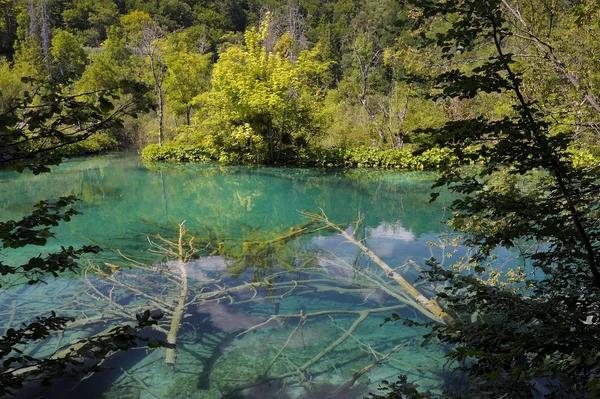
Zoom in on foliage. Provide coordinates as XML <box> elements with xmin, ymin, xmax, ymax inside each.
<box><xmin>50</xmin><ymin>29</ymin><xmax>87</xmax><ymax>82</ymax></box>
<box><xmin>61</xmin><ymin>0</ymin><xmax>120</xmax><ymax>47</ymax></box>
<box><xmin>0</xmin><ymin>58</ymin><xmax>27</xmax><ymax>111</ymax></box>
<box><xmin>120</xmin><ymin>10</ymin><xmax>155</xmax><ymax>43</ymax></box>
<box><xmin>60</xmin><ymin>133</ymin><xmax>118</xmax><ymax>155</ymax></box>
<box><xmin>188</xmin><ymin>13</ymin><xmax>331</xmax><ymax>163</ymax></box>
<box><xmin>141</xmin><ymin>143</ymin><xmax>458</xmax><ymax>169</ymax></box>
<box><xmin>411</xmin><ymin>0</ymin><xmax>600</xmax><ymax>285</ymax></box>
<box><xmin>0</xmin><ymin>196</ymin><xmax>100</xmax><ymax>287</ymax></box>
<box><xmin>419</xmin><ymin>259</ymin><xmax>600</xmax><ymax>398</ymax></box>
<box><xmin>389</xmin><ymin>0</ymin><xmax>600</xmax><ymax>396</ymax></box>
<box><xmin>163</xmin><ymin>44</ymin><xmax>211</xmax><ymax>125</ymax></box>
<box><xmin>0</xmin><ymin>309</ymin><xmax>164</xmax><ymax>397</ymax></box>
<box><xmin>0</xmin><ymin>79</ymin><xmax>157</xmax><ymax>397</ymax></box>
<box><xmin>366</xmin><ymin>375</ymin><xmax>437</xmax><ymax>399</ymax></box>
<box><xmin>296</xmin><ymin>146</ymin><xmax>457</xmax><ymax>169</ymax></box>
<box><xmin>0</xmin><ymin>77</ymin><xmax>149</xmax><ymax>174</ymax></box>
<box><xmin>3</xmin><ymin>0</ymin><xmax>600</xmax><ymax>394</ymax></box>
<box><xmin>141</xmin><ymin>143</ymin><xmax>215</xmax><ymax>163</ymax></box>
<box><xmin>0</xmin><ymin>0</ymin><xmax>598</xmax><ymax>154</ymax></box>
<box><xmin>76</xmin><ymin>26</ymin><xmax>135</xmax><ymax>93</ymax></box>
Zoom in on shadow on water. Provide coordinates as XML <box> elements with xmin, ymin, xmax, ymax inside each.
<box><xmin>36</xmin><ymin>327</ymin><xmax>165</xmax><ymax>399</ymax></box>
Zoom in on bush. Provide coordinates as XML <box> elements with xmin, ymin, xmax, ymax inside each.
<box><xmin>142</xmin><ymin>144</ymin><xmax>215</xmax><ymax>163</ymax></box>
<box><xmin>286</xmin><ymin>146</ymin><xmax>456</xmax><ymax>169</ymax></box>
<box><xmin>61</xmin><ymin>133</ymin><xmax>118</xmax><ymax>156</ymax></box>
<box><xmin>141</xmin><ymin>144</ymin><xmax>458</xmax><ymax>170</ymax></box>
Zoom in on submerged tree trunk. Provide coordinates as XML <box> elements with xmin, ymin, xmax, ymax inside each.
<box><xmin>165</xmin><ymin>257</ymin><xmax>187</xmax><ymax>364</ymax></box>
<box><xmin>301</xmin><ymin>210</ymin><xmax>453</xmax><ymax>324</ymax></box>
<box><xmin>164</xmin><ymin>221</ymin><xmax>194</xmax><ymax>364</ymax></box>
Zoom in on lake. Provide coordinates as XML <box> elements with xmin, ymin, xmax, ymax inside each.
<box><xmin>0</xmin><ymin>153</ymin><xmax>470</xmax><ymax>399</ymax></box>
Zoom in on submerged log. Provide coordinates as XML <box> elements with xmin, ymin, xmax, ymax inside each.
<box><xmin>165</xmin><ymin>259</ymin><xmax>187</xmax><ymax>364</ymax></box>
<box><xmin>301</xmin><ymin>210</ymin><xmax>453</xmax><ymax>324</ymax></box>
<box><xmin>155</xmin><ymin>221</ymin><xmax>196</xmax><ymax>365</ymax></box>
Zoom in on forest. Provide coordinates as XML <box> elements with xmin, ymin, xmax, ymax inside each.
<box><xmin>2</xmin><ymin>0</ymin><xmax>600</xmax><ymax>398</ymax></box>
<box><xmin>0</xmin><ymin>0</ymin><xmax>594</xmax><ymax>165</ymax></box>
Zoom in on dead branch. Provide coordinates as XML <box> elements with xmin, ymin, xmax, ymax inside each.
<box><xmin>262</xmin><ymin>313</ymin><xmax>306</xmax><ymax>377</ymax></box>
<box><xmin>301</xmin><ymin>210</ymin><xmax>453</xmax><ymax>324</ymax></box>
<box><xmin>323</xmin><ymin>343</ymin><xmax>403</xmax><ymax>399</ymax></box>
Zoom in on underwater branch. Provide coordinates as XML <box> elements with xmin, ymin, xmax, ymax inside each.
<box><xmin>300</xmin><ymin>209</ymin><xmax>453</xmax><ymax>324</ymax></box>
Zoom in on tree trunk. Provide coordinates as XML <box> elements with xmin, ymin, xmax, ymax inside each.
<box><xmin>40</xmin><ymin>0</ymin><xmax>50</xmax><ymax>64</ymax></box>
<box><xmin>149</xmin><ymin>56</ymin><xmax>164</xmax><ymax>146</ymax></box>
<box><xmin>165</xmin><ymin>259</ymin><xmax>187</xmax><ymax>364</ymax></box>
<box><xmin>157</xmin><ymin>86</ymin><xmax>164</xmax><ymax>146</ymax></box>
<box><xmin>353</xmin><ymin>41</ymin><xmax>387</xmax><ymax>145</ymax></box>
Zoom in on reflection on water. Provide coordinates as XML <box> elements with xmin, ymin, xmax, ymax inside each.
<box><xmin>0</xmin><ymin>154</ymin><xmax>465</xmax><ymax>398</ymax></box>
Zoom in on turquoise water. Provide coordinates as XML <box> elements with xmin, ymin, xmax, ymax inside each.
<box><xmin>0</xmin><ymin>154</ymin><xmax>470</xmax><ymax>398</ymax></box>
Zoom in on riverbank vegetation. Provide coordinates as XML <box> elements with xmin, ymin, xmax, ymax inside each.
<box><xmin>0</xmin><ymin>0</ymin><xmax>599</xmax><ymax>166</ymax></box>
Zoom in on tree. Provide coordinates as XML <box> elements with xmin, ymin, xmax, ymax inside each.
<box><xmin>389</xmin><ymin>0</ymin><xmax>600</xmax><ymax>396</ymax></box>
<box><xmin>0</xmin><ymin>0</ymin><xmax>17</xmax><ymax>59</ymax></box>
<box><xmin>156</xmin><ymin>0</ymin><xmax>193</xmax><ymax>30</ymax></box>
<box><xmin>61</xmin><ymin>0</ymin><xmax>120</xmax><ymax>47</ymax></box>
<box><xmin>76</xmin><ymin>26</ymin><xmax>134</xmax><ymax>93</ymax></box>
<box><xmin>351</xmin><ymin>30</ymin><xmax>388</xmax><ymax>145</ymax></box>
<box><xmin>122</xmin><ymin>11</ymin><xmax>167</xmax><ymax>146</ymax></box>
<box><xmin>192</xmin><ymin>13</ymin><xmax>330</xmax><ymax>162</ymax></box>
<box><xmin>24</xmin><ymin>0</ymin><xmax>51</xmax><ymax>66</ymax></box>
<box><xmin>50</xmin><ymin>29</ymin><xmax>86</xmax><ymax>82</ymax></box>
<box><xmin>261</xmin><ymin>1</ymin><xmax>308</xmax><ymax>61</ymax></box>
<box><xmin>164</xmin><ymin>49</ymin><xmax>211</xmax><ymax>126</ymax></box>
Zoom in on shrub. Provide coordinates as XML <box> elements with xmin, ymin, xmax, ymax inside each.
<box><xmin>61</xmin><ymin>134</ymin><xmax>118</xmax><ymax>156</ymax></box>
<box><xmin>142</xmin><ymin>144</ymin><xmax>458</xmax><ymax>170</ymax></box>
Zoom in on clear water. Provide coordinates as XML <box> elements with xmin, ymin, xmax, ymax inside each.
<box><xmin>0</xmin><ymin>154</ymin><xmax>471</xmax><ymax>398</ymax></box>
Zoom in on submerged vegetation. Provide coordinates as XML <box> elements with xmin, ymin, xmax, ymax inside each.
<box><xmin>0</xmin><ymin>160</ymin><xmax>460</xmax><ymax>397</ymax></box>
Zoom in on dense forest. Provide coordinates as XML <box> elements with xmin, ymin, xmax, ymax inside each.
<box><xmin>3</xmin><ymin>0</ymin><xmax>600</xmax><ymax>398</ymax></box>
<box><xmin>0</xmin><ymin>0</ymin><xmax>597</xmax><ymax>165</ymax></box>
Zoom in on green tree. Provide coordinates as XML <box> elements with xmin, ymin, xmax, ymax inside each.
<box><xmin>0</xmin><ymin>0</ymin><xmax>17</xmax><ymax>59</ymax></box>
<box><xmin>50</xmin><ymin>29</ymin><xmax>86</xmax><ymax>82</ymax></box>
<box><xmin>61</xmin><ymin>0</ymin><xmax>120</xmax><ymax>46</ymax></box>
<box><xmin>164</xmin><ymin>49</ymin><xmax>211</xmax><ymax>126</ymax></box>
<box><xmin>390</xmin><ymin>0</ymin><xmax>600</xmax><ymax>396</ymax></box>
<box><xmin>192</xmin><ymin>13</ymin><xmax>330</xmax><ymax>162</ymax></box>
<box><xmin>122</xmin><ymin>11</ymin><xmax>167</xmax><ymax>146</ymax></box>
<box><xmin>76</xmin><ymin>26</ymin><xmax>134</xmax><ymax>93</ymax></box>
<box><xmin>156</xmin><ymin>0</ymin><xmax>193</xmax><ymax>30</ymax></box>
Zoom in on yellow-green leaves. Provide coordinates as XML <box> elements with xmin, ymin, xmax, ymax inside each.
<box><xmin>50</xmin><ymin>29</ymin><xmax>87</xmax><ymax>81</ymax></box>
<box><xmin>164</xmin><ymin>50</ymin><xmax>211</xmax><ymax>124</ymax></box>
<box><xmin>190</xmin><ymin>17</ymin><xmax>330</xmax><ymax>162</ymax></box>
<box><xmin>120</xmin><ymin>11</ymin><xmax>154</xmax><ymax>43</ymax></box>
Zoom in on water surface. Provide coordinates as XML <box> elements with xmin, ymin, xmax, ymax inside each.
<box><xmin>0</xmin><ymin>154</ymin><xmax>470</xmax><ymax>398</ymax></box>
